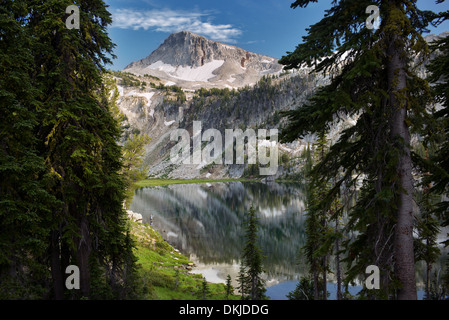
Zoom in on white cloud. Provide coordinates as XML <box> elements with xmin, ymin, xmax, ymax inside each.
<box><xmin>111</xmin><ymin>8</ymin><xmax>242</xmax><ymax>43</ymax></box>
<box><xmin>245</xmin><ymin>40</ymin><xmax>265</xmax><ymax>45</ymax></box>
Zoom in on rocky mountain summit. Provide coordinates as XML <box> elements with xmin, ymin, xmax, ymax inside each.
<box><xmin>123</xmin><ymin>31</ymin><xmax>283</xmax><ymax>89</ymax></box>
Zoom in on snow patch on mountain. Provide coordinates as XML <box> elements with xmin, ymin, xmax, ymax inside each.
<box><xmin>145</xmin><ymin>60</ymin><xmax>225</xmax><ymax>82</ymax></box>
<box><xmin>126</xmin><ymin>90</ymin><xmax>155</xmax><ymax>102</ymax></box>
<box><xmin>221</xmin><ymin>44</ymin><xmax>236</xmax><ymax>50</ymax></box>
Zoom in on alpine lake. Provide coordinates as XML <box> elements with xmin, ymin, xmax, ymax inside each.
<box><xmin>130</xmin><ymin>181</ymin><xmax>439</xmax><ymax>300</ymax></box>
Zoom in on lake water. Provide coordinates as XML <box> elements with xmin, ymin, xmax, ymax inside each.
<box><xmin>130</xmin><ymin>181</ymin><xmax>432</xmax><ymax>300</ymax></box>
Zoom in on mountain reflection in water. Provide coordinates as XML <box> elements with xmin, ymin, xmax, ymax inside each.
<box><xmin>130</xmin><ymin>181</ymin><xmax>308</xmax><ymax>282</ymax></box>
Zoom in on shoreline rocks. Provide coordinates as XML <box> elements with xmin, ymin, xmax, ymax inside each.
<box><xmin>126</xmin><ymin>210</ymin><xmax>143</xmax><ymax>222</ymax></box>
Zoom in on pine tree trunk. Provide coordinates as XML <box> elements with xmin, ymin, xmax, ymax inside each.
<box><xmin>426</xmin><ymin>261</ymin><xmax>430</xmax><ymax>299</ymax></box>
<box><xmin>322</xmin><ymin>211</ymin><xmax>327</xmax><ymax>300</ymax></box>
<box><xmin>313</xmin><ymin>271</ymin><xmax>319</xmax><ymax>300</ymax></box>
<box><xmin>323</xmin><ymin>255</ymin><xmax>327</xmax><ymax>300</ymax></box>
<box><xmin>76</xmin><ymin>216</ymin><xmax>91</xmax><ymax>297</ymax></box>
<box><xmin>335</xmin><ymin>216</ymin><xmax>342</xmax><ymax>300</ymax></box>
<box><xmin>387</xmin><ymin>23</ymin><xmax>417</xmax><ymax>300</ymax></box>
<box><xmin>252</xmin><ymin>276</ymin><xmax>256</xmax><ymax>300</ymax></box>
<box><xmin>425</xmin><ymin>237</ymin><xmax>432</xmax><ymax>299</ymax></box>
<box><xmin>50</xmin><ymin>230</ymin><xmax>64</xmax><ymax>300</ymax></box>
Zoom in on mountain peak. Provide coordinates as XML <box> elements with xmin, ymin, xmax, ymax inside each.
<box><xmin>172</xmin><ymin>30</ymin><xmax>204</xmax><ymax>38</ymax></box>
<box><xmin>123</xmin><ymin>32</ymin><xmax>283</xmax><ymax>89</ymax></box>
<box><xmin>168</xmin><ymin>31</ymin><xmax>235</xmax><ymax>45</ymax></box>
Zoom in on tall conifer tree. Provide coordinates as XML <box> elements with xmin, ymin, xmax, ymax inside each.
<box><xmin>0</xmin><ymin>0</ymin><xmax>140</xmax><ymax>299</ymax></box>
<box><xmin>240</xmin><ymin>205</ymin><xmax>266</xmax><ymax>300</ymax></box>
<box><xmin>424</xmin><ymin>4</ymin><xmax>449</xmax><ymax>299</ymax></box>
<box><xmin>0</xmin><ymin>0</ymin><xmax>56</xmax><ymax>298</ymax></box>
<box><xmin>303</xmin><ymin>131</ymin><xmax>331</xmax><ymax>299</ymax></box>
<box><xmin>426</xmin><ymin>5</ymin><xmax>449</xmax><ymax>235</ymax></box>
<box><xmin>280</xmin><ymin>0</ymin><xmax>438</xmax><ymax>299</ymax></box>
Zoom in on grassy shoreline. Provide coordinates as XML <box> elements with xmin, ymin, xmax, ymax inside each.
<box><xmin>129</xmin><ymin>220</ymin><xmax>239</xmax><ymax>300</ymax></box>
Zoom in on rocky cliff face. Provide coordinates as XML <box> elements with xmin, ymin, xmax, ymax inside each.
<box><xmin>112</xmin><ymin>69</ymin><xmax>328</xmax><ymax>180</ymax></box>
<box><xmin>142</xmin><ymin>71</ymin><xmax>323</xmax><ymax>179</ymax></box>
<box><xmin>112</xmin><ymin>31</ymin><xmax>314</xmax><ymax>180</ymax></box>
<box><xmin>114</xmin><ymin>32</ymin><xmax>447</xmax><ymax>180</ymax></box>
<box><xmin>123</xmin><ymin>31</ymin><xmax>283</xmax><ymax>89</ymax></box>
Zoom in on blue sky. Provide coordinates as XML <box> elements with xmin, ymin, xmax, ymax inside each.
<box><xmin>106</xmin><ymin>0</ymin><xmax>449</xmax><ymax>71</ymax></box>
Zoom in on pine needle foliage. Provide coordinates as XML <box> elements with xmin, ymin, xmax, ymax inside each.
<box><xmin>279</xmin><ymin>0</ymin><xmax>441</xmax><ymax>299</ymax></box>
<box><xmin>240</xmin><ymin>205</ymin><xmax>267</xmax><ymax>300</ymax></box>
<box><xmin>1</xmin><ymin>0</ymin><xmax>141</xmax><ymax>299</ymax></box>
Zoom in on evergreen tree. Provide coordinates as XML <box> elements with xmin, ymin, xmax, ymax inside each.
<box><xmin>0</xmin><ymin>0</ymin><xmax>56</xmax><ymax>298</ymax></box>
<box><xmin>240</xmin><ymin>205</ymin><xmax>266</xmax><ymax>300</ymax></box>
<box><xmin>280</xmin><ymin>0</ymin><xmax>438</xmax><ymax>299</ymax></box>
<box><xmin>303</xmin><ymin>132</ymin><xmax>342</xmax><ymax>299</ymax></box>
<box><xmin>303</xmin><ymin>132</ymin><xmax>329</xmax><ymax>299</ymax></box>
<box><xmin>237</xmin><ymin>264</ymin><xmax>247</xmax><ymax>299</ymax></box>
<box><xmin>302</xmin><ymin>195</ymin><xmax>322</xmax><ymax>301</ymax></box>
<box><xmin>287</xmin><ymin>276</ymin><xmax>315</xmax><ymax>300</ymax></box>
<box><xmin>426</xmin><ymin>5</ymin><xmax>449</xmax><ymax>245</ymax></box>
<box><xmin>197</xmin><ymin>277</ymin><xmax>210</xmax><ymax>300</ymax></box>
<box><xmin>225</xmin><ymin>274</ymin><xmax>233</xmax><ymax>300</ymax></box>
<box><xmin>424</xmin><ymin>4</ymin><xmax>449</xmax><ymax>301</ymax></box>
<box><xmin>2</xmin><ymin>0</ymin><xmax>141</xmax><ymax>299</ymax></box>
<box><xmin>415</xmin><ymin>185</ymin><xmax>441</xmax><ymax>299</ymax></box>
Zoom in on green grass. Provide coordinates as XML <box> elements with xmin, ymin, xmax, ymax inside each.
<box><xmin>128</xmin><ymin>220</ymin><xmax>239</xmax><ymax>300</ymax></box>
<box><xmin>135</xmin><ymin>178</ymin><xmax>259</xmax><ymax>188</ymax></box>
